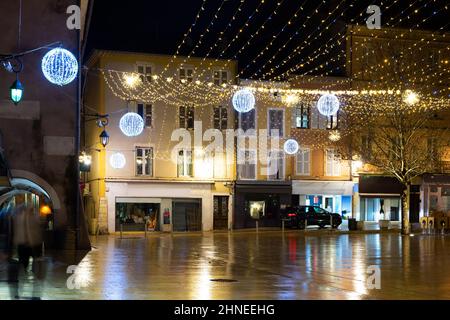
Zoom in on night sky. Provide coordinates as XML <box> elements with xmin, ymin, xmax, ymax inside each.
<box><xmin>85</xmin><ymin>0</ymin><xmax>449</xmax><ymax>79</ymax></box>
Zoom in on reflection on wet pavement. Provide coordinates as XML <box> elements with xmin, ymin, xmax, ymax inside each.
<box><xmin>1</xmin><ymin>231</ymin><xmax>450</xmax><ymax>300</ymax></box>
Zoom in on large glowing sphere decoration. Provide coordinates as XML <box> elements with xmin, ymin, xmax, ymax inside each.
<box><xmin>119</xmin><ymin>112</ymin><xmax>144</xmax><ymax>137</ymax></box>
<box><xmin>41</xmin><ymin>48</ymin><xmax>78</xmax><ymax>86</ymax></box>
<box><xmin>232</xmin><ymin>89</ymin><xmax>256</xmax><ymax>113</ymax></box>
<box><xmin>317</xmin><ymin>94</ymin><xmax>340</xmax><ymax>116</ymax></box>
<box><xmin>284</xmin><ymin>139</ymin><xmax>300</xmax><ymax>155</ymax></box>
<box><xmin>110</xmin><ymin>153</ymin><xmax>126</xmax><ymax>169</ymax></box>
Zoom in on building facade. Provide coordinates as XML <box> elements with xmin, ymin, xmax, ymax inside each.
<box><xmin>0</xmin><ymin>0</ymin><xmax>91</xmax><ymax>249</ymax></box>
<box><xmin>346</xmin><ymin>25</ymin><xmax>450</xmax><ymax>225</ymax></box>
<box><xmin>83</xmin><ymin>51</ymin><xmax>238</xmax><ymax>233</ymax></box>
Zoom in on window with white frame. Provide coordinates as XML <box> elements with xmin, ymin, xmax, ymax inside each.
<box><xmin>296</xmin><ymin>148</ymin><xmax>311</xmax><ymax>176</ymax></box>
<box><xmin>137</xmin><ymin>64</ymin><xmax>152</xmax><ymax>83</ymax></box>
<box><xmin>137</xmin><ymin>103</ymin><xmax>153</xmax><ymax>128</ymax></box>
<box><xmin>239</xmin><ymin>109</ymin><xmax>256</xmax><ymax>133</ymax></box>
<box><xmin>237</xmin><ymin>149</ymin><xmax>256</xmax><ymax>180</ymax></box>
<box><xmin>294</xmin><ymin>104</ymin><xmax>310</xmax><ymax>129</ymax></box>
<box><xmin>213</xmin><ymin>106</ymin><xmax>228</xmax><ymax>130</ymax></box>
<box><xmin>177</xmin><ymin>149</ymin><xmax>193</xmax><ymax>177</ymax></box>
<box><xmin>136</xmin><ymin>147</ymin><xmax>153</xmax><ymax>176</ymax></box>
<box><xmin>268</xmin><ymin>109</ymin><xmax>284</xmax><ymax>137</ymax></box>
<box><xmin>179</xmin><ymin>66</ymin><xmax>194</xmax><ymax>82</ymax></box>
<box><xmin>325</xmin><ymin>149</ymin><xmax>341</xmax><ymax>176</ymax></box>
<box><xmin>179</xmin><ymin>106</ymin><xmax>195</xmax><ymax>129</ymax></box>
<box><xmin>267</xmin><ymin>150</ymin><xmax>285</xmax><ymax>180</ymax></box>
<box><xmin>213</xmin><ymin>70</ymin><xmax>229</xmax><ymax>86</ymax></box>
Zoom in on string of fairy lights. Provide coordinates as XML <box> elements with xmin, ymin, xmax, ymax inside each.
<box><xmin>274</xmin><ymin>0</ymin><xmax>448</xmax><ymax>82</ymax></box>
<box><xmin>90</xmin><ymin>0</ymin><xmax>450</xmax><ymax>165</ymax></box>
<box><xmin>268</xmin><ymin>0</ymin><xmax>418</xmax><ymax>80</ymax></box>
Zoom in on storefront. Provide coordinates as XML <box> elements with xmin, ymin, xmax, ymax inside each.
<box><xmin>292</xmin><ymin>180</ymin><xmax>354</xmax><ymax>218</ymax></box>
<box><xmin>421</xmin><ymin>174</ymin><xmax>450</xmax><ymax>217</ymax></box>
<box><xmin>234</xmin><ymin>181</ymin><xmax>292</xmax><ymax>229</ymax></box>
<box><xmin>358</xmin><ymin>175</ymin><xmax>404</xmax><ymax>222</ymax></box>
<box><xmin>105</xmin><ymin>180</ymin><xmax>232</xmax><ymax>233</ymax></box>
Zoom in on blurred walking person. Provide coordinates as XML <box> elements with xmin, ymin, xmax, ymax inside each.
<box><xmin>5</xmin><ymin>202</ymin><xmax>45</xmax><ymax>299</ymax></box>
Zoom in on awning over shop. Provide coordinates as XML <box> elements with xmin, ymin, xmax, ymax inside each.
<box><xmin>235</xmin><ymin>181</ymin><xmax>292</xmax><ymax>194</ymax></box>
<box><xmin>358</xmin><ymin>175</ymin><xmax>404</xmax><ymax>197</ymax></box>
<box><xmin>292</xmin><ymin>180</ymin><xmax>354</xmax><ymax>196</ymax></box>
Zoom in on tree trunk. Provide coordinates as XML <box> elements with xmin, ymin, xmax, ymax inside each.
<box><xmin>401</xmin><ymin>184</ymin><xmax>410</xmax><ymax>235</ymax></box>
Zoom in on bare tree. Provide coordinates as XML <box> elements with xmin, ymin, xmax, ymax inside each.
<box><xmin>336</xmin><ymin>96</ymin><xmax>449</xmax><ymax>234</ymax></box>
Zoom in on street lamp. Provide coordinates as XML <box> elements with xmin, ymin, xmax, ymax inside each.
<box><xmin>10</xmin><ymin>78</ymin><xmax>24</xmax><ymax>105</ymax></box>
<box><xmin>99</xmin><ymin>130</ymin><xmax>109</xmax><ymax>147</ymax></box>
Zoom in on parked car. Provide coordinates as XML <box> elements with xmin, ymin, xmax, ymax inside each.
<box><xmin>282</xmin><ymin>206</ymin><xmax>342</xmax><ymax>229</ymax></box>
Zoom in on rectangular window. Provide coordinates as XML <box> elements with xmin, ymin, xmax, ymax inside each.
<box><xmin>213</xmin><ymin>70</ymin><xmax>229</xmax><ymax>86</ymax></box>
<box><xmin>239</xmin><ymin>109</ymin><xmax>256</xmax><ymax>133</ymax></box>
<box><xmin>237</xmin><ymin>149</ymin><xmax>256</xmax><ymax>180</ymax></box>
<box><xmin>268</xmin><ymin>109</ymin><xmax>284</xmax><ymax>137</ymax></box>
<box><xmin>326</xmin><ymin>149</ymin><xmax>341</xmax><ymax>177</ymax></box>
<box><xmin>177</xmin><ymin>149</ymin><xmax>193</xmax><ymax>177</ymax></box>
<box><xmin>136</xmin><ymin>147</ymin><xmax>153</xmax><ymax>176</ymax></box>
<box><xmin>326</xmin><ymin>111</ymin><xmax>339</xmax><ymax>130</ymax></box>
<box><xmin>428</xmin><ymin>137</ymin><xmax>438</xmax><ymax>161</ymax></box>
<box><xmin>137</xmin><ymin>103</ymin><xmax>153</xmax><ymax>128</ymax></box>
<box><xmin>296</xmin><ymin>148</ymin><xmax>311</xmax><ymax>176</ymax></box>
<box><xmin>179</xmin><ymin>106</ymin><xmax>195</xmax><ymax>129</ymax></box>
<box><xmin>267</xmin><ymin>150</ymin><xmax>285</xmax><ymax>180</ymax></box>
<box><xmin>213</xmin><ymin>106</ymin><xmax>228</xmax><ymax>130</ymax></box>
<box><xmin>295</xmin><ymin>104</ymin><xmax>310</xmax><ymax>129</ymax></box>
<box><xmin>137</xmin><ymin>64</ymin><xmax>152</xmax><ymax>83</ymax></box>
<box><xmin>179</xmin><ymin>66</ymin><xmax>194</xmax><ymax>82</ymax></box>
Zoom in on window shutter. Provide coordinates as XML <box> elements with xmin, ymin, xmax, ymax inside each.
<box><xmin>145</xmin><ymin>105</ymin><xmax>152</xmax><ymax>127</ymax></box>
<box><xmin>221</xmin><ymin>107</ymin><xmax>228</xmax><ymax>130</ymax></box>
<box><xmin>137</xmin><ymin>104</ymin><xmax>144</xmax><ymax>119</ymax></box>
<box><xmin>187</xmin><ymin>106</ymin><xmax>194</xmax><ymax>129</ymax></box>
<box><xmin>179</xmin><ymin>106</ymin><xmax>185</xmax><ymax>128</ymax></box>
<box><xmin>291</xmin><ymin>107</ymin><xmax>299</xmax><ymax>128</ymax></box>
<box><xmin>213</xmin><ymin>107</ymin><xmax>220</xmax><ymax>129</ymax></box>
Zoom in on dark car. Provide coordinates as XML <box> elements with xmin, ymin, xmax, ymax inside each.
<box><xmin>283</xmin><ymin>206</ymin><xmax>342</xmax><ymax>229</ymax></box>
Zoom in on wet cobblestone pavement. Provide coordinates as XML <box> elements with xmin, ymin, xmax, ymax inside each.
<box><xmin>1</xmin><ymin>231</ymin><xmax>450</xmax><ymax>300</ymax></box>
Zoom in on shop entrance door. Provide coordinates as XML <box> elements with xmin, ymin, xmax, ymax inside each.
<box><xmin>173</xmin><ymin>200</ymin><xmax>202</xmax><ymax>231</ymax></box>
<box><xmin>213</xmin><ymin>196</ymin><xmax>228</xmax><ymax>230</ymax></box>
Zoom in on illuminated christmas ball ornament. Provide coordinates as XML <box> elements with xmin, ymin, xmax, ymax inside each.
<box><xmin>329</xmin><ymin>131</ymin><xmax>341</xmax><ymax>142</ymax></box>
<box><xmin>119</xmin><ymin>112</ymin><xmax>144</xmax><ymax>137</ymax></box>
<box><xmin>232</xmin><ymin>89</ymin><xmax>256</xmax><ymax>113</ymax></box>
<box><xmin>41</xmin><ymin>48</ymin><xmax>78</xmax><ymax>86</ymax></box>
<box><xmin>110</xmin><ymin>152</ymin><xmax>126</xmax><ymax>169</ymax></box>
<box><xmin>317</xmin><ymin>93</ymin><xmax>340</xmax><ymax>116</ymax></box>
<box><xmin>284</xmin><ymin>139</ymin><xmax>300</xmax><ymax>155</ymax></box>
<box><xmin>403</xmin><ymin>90</ymin><xmax>420</xmax><ymax>106</ymax></box>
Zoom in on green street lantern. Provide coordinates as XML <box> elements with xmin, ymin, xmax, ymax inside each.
<box><xmin>10</xmin><ymin>79</ymin><xmax>24</xmax><ymax>105</ymax></box>
<box><xmin>99</xmin><ymin>129</ymin><xmax>109</xmax><ymax>147</ymax></box>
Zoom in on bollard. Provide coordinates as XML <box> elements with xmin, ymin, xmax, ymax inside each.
<box><xmin>282</xmin><ymin>220</ymin><xmax>285</xmax><ymax>232</ymax></box>
<box><xmin>428</xmin><ymin>218</ymin><xmax>434</xmax><ymax>235</ymax></box>
<box><xmin>256</xmin><ymin>220</ymin><xmax>259</xmax><ymax>233</ymax></box>
<box><xmin>420</xmin><ymin>217</ymin><xmax>428</xmax><ymax>235</ymax></box>
<box><xmin>120</xmin><ymin>223</ymin><xmax>123</xmax><ymax>239</ymax></box>
<box><xmin>441</xmin><ymin>220</ymin><xmax>446</xmax><ymax>235</ymax></box>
